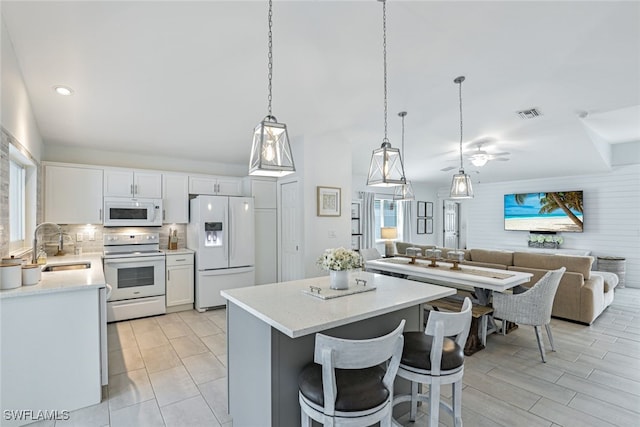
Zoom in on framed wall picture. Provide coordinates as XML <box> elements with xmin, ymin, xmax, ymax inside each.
<box><xmin>426</xmin><ymin>218</ymin><xmax>434</xmax><ymax>234</ymax></box>
<box><xmin>317</xmin><ymin>186</ymin><xmax>341</xmax><ymax>216</ymax></box>
<box><xmin>351</xmin><ymin>218</ymin><xmax>360</xmax><ymax>234</ymax></box>
<box><xmin>351</xmin><ymin>235</ymin><xmax>361</xmax><ymax>251</ymax></box>
<box><xmin>417</xmin><ymin>201</ymin><xmax>426</xmax><ymax>217</ymax></box>
<box><xmin>426</xmin><ymin>202</ymin><xmax>434</xmax><ymax>218</ymax></box>
<box><xmin>351</xmin><ymin>201</ymin><xmax>360</xmax><ymax>219</ymax></box>
<box><xmin>417</xmin><ymin>218</ymin><xmax>426</xmax><ymax>234</ymax></box>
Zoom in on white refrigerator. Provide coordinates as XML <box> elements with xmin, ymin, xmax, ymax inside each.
<box><xmin>187</xmin><ymin>195</ymin><xmax>255</xmax><ymax>311</ymax></box>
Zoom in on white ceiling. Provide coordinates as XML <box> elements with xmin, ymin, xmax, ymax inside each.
<box><xmin>2</xmin><ymin>0</ymin><xmax>639</xmax><ymax>186</ymax></box>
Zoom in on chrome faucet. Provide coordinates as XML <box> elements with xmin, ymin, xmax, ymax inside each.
<box><xmin>32</xmin><ymin>222</ymin><xmax>62</xmax><ymax>264</ymax></box>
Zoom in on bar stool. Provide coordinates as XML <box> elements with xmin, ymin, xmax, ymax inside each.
<box><xmin>392</xmin><ymin>298</ymin><xmax>472</xmax><ymax>427</ymax></box>
<box><xmin>298</xmin><ymin>320</ymin><xmax>405</xmax><ymax>426</ymax></box>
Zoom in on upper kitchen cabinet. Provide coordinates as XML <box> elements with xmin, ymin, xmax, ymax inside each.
<box><xmin>162</xmin><ymin>173</ymin><xmax>189</xmax><ymax>223</ymax></box>
<box><xmin>189</xmin><ymin>175</ymin><xmax>242</xmax><ymax>196</ymax></box>
<box><xmin>104</xmin><ymin>169</ymin><xmax>162</xmax><ymax>198</ymax></box>
<box><xmin>45</xmin><ymin>164</ymin><xmax>103</xmax><ymax>224</ymax></box>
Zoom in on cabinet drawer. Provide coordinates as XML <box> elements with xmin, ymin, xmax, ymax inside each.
<box><xmin>166</xmin><ymin>253</ymin><xmax>193</xmax><ymax>266</ymax></box>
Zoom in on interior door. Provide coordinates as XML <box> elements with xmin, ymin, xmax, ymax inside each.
<box><xmin>443</xmin><ymin>200</ymin><xmax>460</xmax><ymax>249</ymax></box>
<box><xmin>280</xmin><ymin>180</ymin><xmax>302</xmax><ymax>281</ymax></box>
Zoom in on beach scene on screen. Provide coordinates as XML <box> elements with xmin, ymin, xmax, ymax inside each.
<box><xmin>504</xmin><ymin>191</ymin><xmax>584</xmax><ymax>232</ymax></box>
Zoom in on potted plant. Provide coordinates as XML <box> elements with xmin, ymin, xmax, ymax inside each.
<box><xmin>317</xmin><ymin>247</ymin><xmax>363</xmax><ymax>290</ymax></box>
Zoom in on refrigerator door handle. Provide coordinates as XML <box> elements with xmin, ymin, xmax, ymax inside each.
<box><xmin>224</xmin><ymin>203</ymin><xmax>229</xmax><ymax>261</ymax></box>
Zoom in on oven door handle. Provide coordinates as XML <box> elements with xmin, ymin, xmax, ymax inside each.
<box><xmin>104</xmin><ymin>255</ymin><xmax>166</xmax><ymax>265</ymax></box>
<box><xmin>105</xmin><ymin>283</ymin><xmax>113</xmax><ymax>299</ymax></box>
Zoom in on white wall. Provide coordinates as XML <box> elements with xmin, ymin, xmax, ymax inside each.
<box><xmin>43</xmin><ymin>144</ymin><xmax>247</xmax><ymax>177</ymax></box>
<box><xmin>1</xmin><ymin>18</ymin><xmax>43</xmax><ymax>159</ymax></box>
<box><xmin>302</xmin><ymin>131</ymin><xmax>351</xmax><ymax>278</ymax></box>
<box><xmin>466</xmin><ymin>164</ymin><xmax>640</xmax><ymax>288</ymax></box>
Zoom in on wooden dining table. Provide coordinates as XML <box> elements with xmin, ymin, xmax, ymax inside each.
<box><xmin>366</xmin><ymin>257</ymin><xmax>534</xmax><ymax>353</ymax></box>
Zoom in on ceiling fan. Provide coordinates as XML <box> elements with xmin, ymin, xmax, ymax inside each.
<box><xmin>440</xmin><ymin>138</ymin><xmax>510</xmax><ymax>172</ymax></box>
<box><xmin>464</xmin><ymin>139</ymin><xmax>510</xmax><ymax>167</ymax></box>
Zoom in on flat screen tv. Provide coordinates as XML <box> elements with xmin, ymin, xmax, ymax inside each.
<box><xmin>504</xmin><ymin>191</ymin><xmax>584</xmax><ymax>232</ymax></box>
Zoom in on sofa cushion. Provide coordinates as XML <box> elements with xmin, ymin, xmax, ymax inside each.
<box><xmin>513</xmin><ymin>252</ymin><xmax>593</xmax><ymax>280</ymax></box>
<box><xmin>462</xmin><ymin>260</ymin><xmax>508</xmax><ymax>270</ymax></box>
<box><xmin>469</xmin><ymin>249</ymin><xmax>513</xmax><ymax>266</ymax></box>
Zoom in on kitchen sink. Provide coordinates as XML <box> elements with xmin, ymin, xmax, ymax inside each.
<box><xmin>42</xmin><ymin>262</ymin><xmax>91</xmax><ymax>272</ymax></box>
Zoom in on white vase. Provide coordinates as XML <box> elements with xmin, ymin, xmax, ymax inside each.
<box><xmin>330</xmin><ymin>270</ymin><xmax>349</xmax><ymax>290</ymax></box>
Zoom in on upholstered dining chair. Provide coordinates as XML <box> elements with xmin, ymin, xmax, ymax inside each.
<box><xmin>392</xmin><ymin>298</ymin><xmax>472</xmax><ymax>427</ymax></box>
<box><xmin>298</xmin><ymin>320</ymin><xmax>405</xmax><ymax>427</ymax></box>
<box><xmin>492</xmin><ymin>267</ymin><xmax>566</xmax><ymax>363</ymax></box>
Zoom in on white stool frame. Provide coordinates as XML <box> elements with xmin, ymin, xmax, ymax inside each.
<box><xmin>392</xmin><ymin>298</ymin><xmax>472</xmax><ymax>427</ymax></box>
<box><xmin>299</xmin><ymin>320</ymin><xmax>406</xmax><ymax>427</ymax></box>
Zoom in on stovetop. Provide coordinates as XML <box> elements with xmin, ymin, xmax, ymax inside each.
<box><xmin>103</xmin><ymin>232</ymin><xmax>162</xmax><ymax>258</ymax></box>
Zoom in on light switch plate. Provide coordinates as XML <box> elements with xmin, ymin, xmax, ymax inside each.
<box><xmin>76</xmin><ymin>233</ymin><xmax>83</xmax><ymax>242</ymax></box>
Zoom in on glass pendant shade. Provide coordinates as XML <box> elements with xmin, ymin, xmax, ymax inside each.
<box><xmin>249</xmin><ymin>116</ymin><xmax>295</xmax><ymax>177</ymax></box>
<box><xmin>393</xmin><ymin>181</ymin><xmax>415</xmax><ymax>201</ymax></box>
<box><xmin>367</xmin><ymin>142</ymin><xmax>406</xmax><ymax>187</ymax></box>
<box><xmin>450</xmin><ymin>169</ymin><xmax>474</xmax><ymax>199</ymax></box>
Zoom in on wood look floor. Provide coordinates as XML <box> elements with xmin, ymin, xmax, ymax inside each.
<box><xmin>28</xmin><ymin>287</ymin><xmax>639</xmax><ymax>427</ymax></box>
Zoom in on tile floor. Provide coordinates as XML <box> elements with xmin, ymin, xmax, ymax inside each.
<box><xmin>28</xmin><ymin>287</ymin><xmax>640</xmax><ymax>426</ymax></box>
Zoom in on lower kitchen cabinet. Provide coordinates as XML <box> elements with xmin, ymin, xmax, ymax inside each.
<box><xmin>166</xmin><ymin>252</ymin><xmax>194</xmax><ymax>312</ymax></box>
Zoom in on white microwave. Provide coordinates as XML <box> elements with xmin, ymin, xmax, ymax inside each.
<box><xmin>103</xmin><ymin>197</ymin><xmax>163</xmax><ymax>227</ymax></box>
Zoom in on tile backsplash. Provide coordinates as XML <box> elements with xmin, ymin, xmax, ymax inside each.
<box><xmin>40</xmin><ymin>224</ymin><xmax>187</xmax><ymax>256</ymax></box>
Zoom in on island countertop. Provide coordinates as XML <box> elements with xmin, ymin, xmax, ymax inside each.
<box><xmin>0</xmin><ymin>253</ymin><xmax>106</xmax><ymax>299</ymax></box>
<box><xmin>221</xmin><ymin>271</ymin><xmax>456</xmax><ymax>338</ymax></box>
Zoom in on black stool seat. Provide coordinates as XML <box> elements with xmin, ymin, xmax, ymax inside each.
<box><xmin>298</xmin><ymin>363</ymin><xmax>388</xmax><ymax>412</ymax></box>
<box><xmin>402</xmin><ymin>331</ymin><xmax>464</xmax><ymax>371</ymax></box>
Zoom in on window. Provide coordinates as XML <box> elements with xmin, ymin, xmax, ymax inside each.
<box><xmin>374</xmin><ymin>199</ymin><xmax>401</xmax><ymax>241</ymax></box>
<box><xmin>8</xmin><ymin>144</ymin><xmax>35</xmax><ymax>253</ymax></box>
<box><xmin>9</xmin><ymin>159</ymin><xmax>26</xmax><ymax>249</ymax></box>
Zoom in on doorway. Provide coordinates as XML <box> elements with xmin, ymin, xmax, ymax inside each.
<box><xmin>443</xmin><ymin>200</ymin><xmax>460</xmax><ymax>249</ymax></box>
<box><xmin>279</xmin><ymin>180</ymin><xmax>303</xmax><ymax>281</ymax></box>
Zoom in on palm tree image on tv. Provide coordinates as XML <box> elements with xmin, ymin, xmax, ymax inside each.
<box><xmin>504</xmin><ymin>191</ymin><xmax>584</xmax><ymax>232</ymax></box>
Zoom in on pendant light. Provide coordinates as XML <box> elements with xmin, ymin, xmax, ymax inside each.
<box><xmin>249</xmin><ymin>0</ymin><xmax>295</xmax><ymax>177</ymax></box>
<box><xmin>367</xmin><ymin>0</ymin><xmax>406</xmax><ymax>187</ymax></box>
<box><xmin>393</xmin><ymin>111</ymin><xmax>415</xmax><ymax>201</ymax></box>
<box><xmin>449</xmin><ymin>76</ymin><xmax>474</xmax><ymax>199</ymax></box>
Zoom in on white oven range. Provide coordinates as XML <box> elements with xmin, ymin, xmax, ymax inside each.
<box><xmin>103</xmin><ymin>232</ymin><xmax>166</xmax><ymax>322</ymax></box>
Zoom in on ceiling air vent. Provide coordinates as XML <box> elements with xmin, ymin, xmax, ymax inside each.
<box><xmin>516</xmin><ymin>108</ymin><xmax>542</xmax><ymax>119</ymax></box>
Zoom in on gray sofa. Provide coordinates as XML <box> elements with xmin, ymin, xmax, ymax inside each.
<box><xmin>394</xmin><ymin>242</ymin><xmax>617</xmax><ymax>325</ymax></box>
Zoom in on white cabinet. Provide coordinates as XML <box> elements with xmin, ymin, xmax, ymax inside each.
<box><xmin>244</xmin><ymin>178</ymin><xmax>278</xmax><ymax>285</ymax></box>
<box><xmin>162</xmin><ymin>173</ymin><xmax>189</xmax><ymax>223</ymax></box>
<box><xmin>45</xmin><ymin>165</ymin><xmax>103</xmax><ymax>224</ymax></box>
<box><xmin>189</xmin><ymin>175</ymin><xmax>242</xmax><ymax>196</ymax></box>
<box><xmin>166</xmin><ymin>252</ymin><xmax>194</xmax><ymax>309</ymax></box>
<box><xmin>104</xmin><ymin>169</ymin><xmax>162</xmax><ymax>198</ymax></box>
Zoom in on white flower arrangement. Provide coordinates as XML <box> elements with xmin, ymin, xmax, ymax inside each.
<box><xmin>317</xmin><ymin>247</ymin><xmax>363</xmax><ymax>271</ymax></box>
<box><xmin>528</xmin><ymin>234</ymin><xmax>563</xmax><ymax>247</ymax></box>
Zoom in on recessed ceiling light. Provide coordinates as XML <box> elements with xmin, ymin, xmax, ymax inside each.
<box><xmin>53</xmin><ymin>86</ymin><xmax>74</xmax><ymax>96</ymax></box>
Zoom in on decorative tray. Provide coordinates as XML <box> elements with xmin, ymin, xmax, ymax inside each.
<box><xmin>301</xmin><ymin>282</ymin><xmax>377</xmax><ymax>300</ymax></box>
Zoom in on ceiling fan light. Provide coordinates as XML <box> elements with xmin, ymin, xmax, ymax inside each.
<box><xmin>450</xmin><ymin>169</ymin><xmax>474</xmax><ymax>199</ymax></box>
<box><xmin>367</xmin><ymin>142</ymin><xmax>406</xmax><ymax>187</ymax></box>
<box><xmin>249</xmin><ymin>116</ymin><xmax>295</xmax><ymax>177</ymax></box>
<box><xmin>471</xmin><ymin>155</ymin><xmax>488</xmax><ymax>167</ymax></box>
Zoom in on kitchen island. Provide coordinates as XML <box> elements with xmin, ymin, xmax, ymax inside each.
<box><xmin>0</xmin><ymin>254</ymin><xmax>107</xmax><ymax>427</ymax></box>
<box><xmin>221</xmin><ymin>271</ymin><xmax>456</xmax><ymax>427</ymax></box>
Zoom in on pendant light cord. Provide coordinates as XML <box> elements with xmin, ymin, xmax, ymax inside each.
<box><xmin>456</xmin><ymin>76</ymin><xmax>465</xmax><ymax>170</ymax></box>
<box><xmin>382</xmin><ymin>0</ymin><xmax>389</xmax><ymax>143</ymax></box>
<box><xmin>267</xmin><ymin>0</ymin><xmax>273</xmax><ymax>118</ymax></box>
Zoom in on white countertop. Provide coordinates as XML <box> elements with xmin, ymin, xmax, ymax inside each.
<box><xmin>0</xmin><ymin>253</ymin><xmax>106</xmax><ymax>299</ymax></box>
<box><xmin>164</xmin><ymin>248</ymin><xmax>194</xmax><ymax>256</ymax></box>
<box><xmin>221</xmin><ymin>271</ymin><xmax>456</xmax><ymax>338</ymax></box>
<box><xmin>366</xmin><ymin>258</ymin><xmax>533</xmax><ymax>292</ymax></box>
